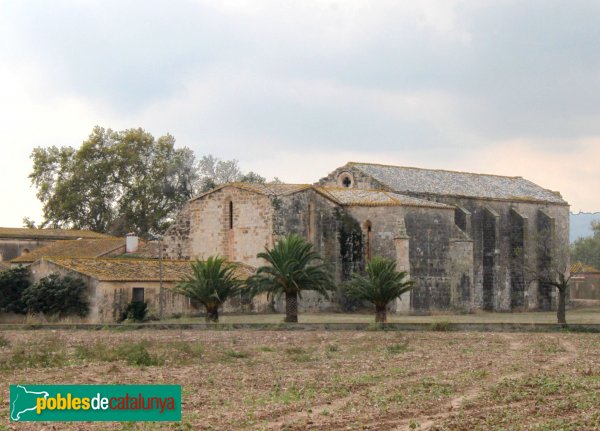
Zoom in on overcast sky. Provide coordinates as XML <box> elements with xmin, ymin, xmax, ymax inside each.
<box><xmin>1</xmin><ymin>0</ymin><xmax>599</xmax><ymax>227</ymax></box>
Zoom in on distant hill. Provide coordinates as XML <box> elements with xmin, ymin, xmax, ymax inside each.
<box><xmin>570</xmin><ymin>212</ymin><xmax>600</xmax><ymax>243</ymax></box>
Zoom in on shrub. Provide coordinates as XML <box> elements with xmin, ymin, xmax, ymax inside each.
<box><xmin>223</xmin><ymin>349</ymin><xmax>250</xmax><ymax>359</ymax></box>
<box><xmin>120</xmin><ymin>301</ymin><xmax>148</xmax><ymax>322</ymax></box>
<box><xmin>0</xmin><ymin>266</ymin><xmax>30</xmax><ymax>314</ymax></box>
<box><xmin>22</xmin><ymin>273</ymin><xmax>89</xmax><ymax>317</ymax></box>
<box><xmin>75</xmin><ymin>341</ymin><xmax>162</xmax><ymax>366</ymax></box>
<box><xmin>386</xmin><ymin>343</ymin><xmax>409</xmax><ymax>354</ymax></box>
<box><xmin>0</xmin><ymin>336</ymin><xmax>9</xmax><ymax>348</ymax></box>
<box><xmin>118</xmin><ymin>343</ymin><xmax>162</xmax><ymax>366</ymax></box>
<box><xmin>2</xmin><ymin>337</ymin><xmax>66</xmax><ymax>369</ymax></box>
<box><xmin>429</xmin><ymin>320</ymin><xmax>452</xmax><ymax>332</ymax></box>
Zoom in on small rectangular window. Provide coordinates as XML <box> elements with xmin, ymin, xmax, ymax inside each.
<box><xmin>132</xmin><ymin>287</ymin><xmax>145</xmax><ymax>303</ymax></box>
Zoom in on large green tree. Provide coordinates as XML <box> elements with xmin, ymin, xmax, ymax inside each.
<box><xmin>29</xmin><ymin>126</ymin><xmax>197</xmax><ymax>236</ymax></box>
<box><xmin>344</xmin><ymin>256</ymin><xmax>413</xmax><ymax>323</ymax></box>
<box><xmin>174</xmin><ymin>256</ymin><xmax>242</xmax><ymax>322</ymax></box>
<box><xmin>196</xmin><ymin>155</ymin><xmax>266</xmax><ymax>193</ymax></box>
<box><xmin>248</xmin><ymin>235</ymin><xmax>334</xmax><ymax>323</ymax></box>
<box><xmin>571</xmin><ymin>221</ymin><xmax>600</xmax><ymax>270</ymax></box>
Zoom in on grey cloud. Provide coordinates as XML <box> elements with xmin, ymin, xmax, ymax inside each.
<box><xmin>3</xmin><ymin>1</ymin><xmax>255</xmax><ymax>110</ymax></box>
<box><xmin>4</xmin><ymin>0</ymin><xmax>600</xmax><ymax>156</ymax></box>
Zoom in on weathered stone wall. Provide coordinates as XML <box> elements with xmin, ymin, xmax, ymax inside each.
<box><xmin>164</xmin><ymin>186</ymin><xmax>274</xmax><ymax>268</ymax></box>
<box><xmin>449</xmin><ymin>227</ymin><xmax>475</xmax><ymax>311</ymax></box>
<box><xmin>163</xmin><ymin>204</ymin><xmax>192</xmax><ymax>259</ymax></box>
<box><xmin>272</xmin><ymin>189</ymin><xmax>343</xmax><ymax>311</ymax></box>
<box><xmin>345</xmin><ymin>205</ymin><xmax>468</xmax><ymax>312</ymax></box>
<box><xmin>404</xmin><ymin>207</ymin><xmax>455</xmax><ymax>312</ymax></box>
<box><xmin>397</xmin><ymin>193</ymin><xmax>569</xmax><ymax>311</ymax></box>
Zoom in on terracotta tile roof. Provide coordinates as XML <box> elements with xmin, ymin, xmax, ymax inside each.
<box><xmin>192</xmin><ymin>183</ymin><xmax>311</xmax><ymax>201</ymax></box>
<box><xmin>0</xmin><ymin>227</ymin><xmax>113</xmax><ymax>240</ymax></box>
<box><xmin>314</xmin><ymin>187</ymin><xmax>453</xmax><ymax>209</ymax></box>
<box><xmin>570</xmin><ymin>262</ymin><xmax>600</xmax><ymax>274</ymax></box>
<box><xmin>347</xmin><ymin>162</ymin><xmax>567</xmax><ymax>204</ymax></box>
<box><xmin>11</xmin><ymin>239</ymin><xmax>125</xmax><ymax>264</ymax></box>
<box><xmin>45</xmin><ymin>257</ymin><xmax>254</xmax><ymax>282</ymax></box>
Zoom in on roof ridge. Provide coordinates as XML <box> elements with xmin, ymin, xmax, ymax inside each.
<box><xmin>570</xmin><ymin>261</ymin><xmax>600</xmax><ymax>273</ymax></box>
<box><xmin>315</xmin><ymin>186</ymin><xmax>388</xmax><ymax>193</ymax></box>
<box><xmin>311</xmin><ymin>187</ymin><xmax>342</xmax><ymax>205</ymax></box>
<box><xmin>382</xmin><ymin>190</ymin><xmax>401</xmax><ymax>205</ymax></box>
<box><xmin>50</xmin><ymin>256</ymin><xmax>193</xmax><ymax>264</ymax></box>
<box><xmin>347</xmin><ymin>161</ymin><xmax>523</xmax><ymax>179</ymax></box>
<box><xmin>191</xmin><ymin>183</ymin><xmax>313</xmax><ymax>201</ymax></box>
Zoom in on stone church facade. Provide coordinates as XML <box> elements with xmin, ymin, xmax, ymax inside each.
<box><xmin>163</xmin><ymin>162</ymin><xmax>569</xmax><ymax>314</ymax></box>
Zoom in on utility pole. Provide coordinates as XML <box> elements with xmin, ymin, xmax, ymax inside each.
<box><xmin>158</xmin><ymin>235</ymin><xmax>164</xmax><ymax>320</ymax></box>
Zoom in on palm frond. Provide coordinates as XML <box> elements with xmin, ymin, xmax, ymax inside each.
<box><xmin>344</xmin><ymin>256</ymin><xmax>413</xmax><ymax>307</ymax></box>
<box><xmin>247</xmin><ymin>235</ymin><xmax>334</xmax><ymax>299</ymax></box>
<box><xmin>174</xmin><ymin>256</ymin><xmax>243</xmax><ymax>307</ymax></box>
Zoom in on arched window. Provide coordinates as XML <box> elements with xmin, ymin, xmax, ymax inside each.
<box><xmin>224</xmin><ymin>198</ymin><xmax>235</xmax><ymax>261</ymax></box>
<box><xmin>308</xmin><ymin>202</ymin><xmax>316</xmax><ymax>243</ymax></box>
<box><xmin>364</xmin><ymin>221</ymin><xmax>372</xmax><ymax>261</ymax></box>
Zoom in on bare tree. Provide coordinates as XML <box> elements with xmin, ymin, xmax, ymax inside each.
<box><xmin>528</xmin><ymin>268</ymin><xmax>571</xmax><ymax>327</ymax></box>
<box><xmin>524</xmin><ymin>212</ymin><xmax>571</xmax><ymax>327</ymax></box>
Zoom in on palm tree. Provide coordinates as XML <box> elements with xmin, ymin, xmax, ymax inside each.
<box><xmin>345</xmin><ymin>256</ymin><xmax>413</xmax><ymax>323</ymax></box>
<box><xmin>175</xmin><ymin>256</ymin><xmax>242</xmax><ymax>322</ymax></box>
<box><xmin>248</xmin><ymin>235</ymin><xmax>334</xmax><ymax>323</ymax></box>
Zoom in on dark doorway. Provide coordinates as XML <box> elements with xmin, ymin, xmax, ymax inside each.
<box><xmin>132</xmin><ymin>287</ymin><xmax>145</xmax><ymax>303</ymax></box>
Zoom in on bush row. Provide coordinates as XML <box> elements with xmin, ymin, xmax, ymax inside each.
<box><xmin>0</xmin><ymin>267</ymin><xmax>89</xmax><ymax>317</ymax></box>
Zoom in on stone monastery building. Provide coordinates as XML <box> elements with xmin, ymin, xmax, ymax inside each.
<box><xmin>164</xmin><ymin>162</ymin><xmax>569</xmax><ymax>313</ymax></box>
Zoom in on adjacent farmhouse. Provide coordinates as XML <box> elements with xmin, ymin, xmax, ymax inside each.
<box><xmin>27</xmin><ymin>257</ymin><xmax>255</xmax><ymax>322</ymax></box>
<box><xmin>569</xmin><ymin>262</ymin><xmax>600</xmax><ymax>302</ymax></box>
<box><xmin>11</xmin><ymin>238</ymin><xmax>126</xmax><ymax>266</ymax></box>
<box><xmin>0</xmin><ymin>227</ymin><xmax>113</xmax><ymax>263</ymax></box>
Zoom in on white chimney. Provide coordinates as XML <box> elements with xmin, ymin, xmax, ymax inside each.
<box><xmin>126</xmin><ymin>233</ymin><xmax>139</xmax><ymax>253</ymax></box>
